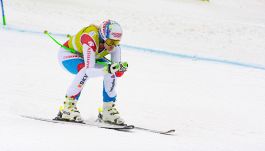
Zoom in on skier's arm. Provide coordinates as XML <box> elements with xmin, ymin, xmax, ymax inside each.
<box><xmin>81</xmin><ymin>34</ymin><xmax>105</xmax><ymax>77</ymax></box>
<box><xmin>111</xmin><ymin>46</ymin><xmax>128</xmax><ymax>77</ymax></box>
<box><xmin>111</xmin><ymin>46</ymin><xmax>121</xmax><ymax>63</ymax></box>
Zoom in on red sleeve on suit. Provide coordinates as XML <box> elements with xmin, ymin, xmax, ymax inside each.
<box><xmin>80</xmin><ymin>34</ymin><xmax>97</xmax><ymax>52</ymax></box>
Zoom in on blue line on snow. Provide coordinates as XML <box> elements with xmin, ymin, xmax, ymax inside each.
<box><xmin>2</xmin><ymin>25</ymin><xmax>67</xmax><ymax>37</ymax></box>
<box><xmin>2</xmin><ymin>25</ymin><xmax>265</xmax><ymax>71</ymax></box>
<box><xmin>122</xmin><ymin>44</ymin><xmax>265</xmax><ymax>71</ymax></box>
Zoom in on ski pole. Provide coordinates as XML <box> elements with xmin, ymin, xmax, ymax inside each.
<box><xmin>44</xmin><ymin>30</ymin><xmax>80</xmax><ymax>55</ymax></box>
<box><xmin>44</xmin><ymin>30</ymin><xmax>110</xmax><ymax>66</ymax></box>
<box><xmin>96</xmin><ymin>61</ymin><xmax>109</xmax><ymax>66</ymax></box>
<box><xmin>0</xmin><ymin>0</ymin><xmax>6</xmax><ymax>25</ymax></box>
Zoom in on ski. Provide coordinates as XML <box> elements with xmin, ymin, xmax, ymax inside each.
<box><xmin>21</xmin><ymin>115</ymin><xmax>134</xmax><ymax>131</ymax></box>
<box><xmin>134</xmin><ymin>126</ymin><xmax>175</xmax><ymax>135</ymax></box>
<box><xmin>97</xmin><ymin>113</ymin><xmax>175</xmax><ymax>135</ymax></box>
<box><xmin>21</xmin><ymin>115</ymin><xmax>175</xmax><ymax>135</ymax></box>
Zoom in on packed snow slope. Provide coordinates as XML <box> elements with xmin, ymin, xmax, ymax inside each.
<box><xmin>3</xmin><ymin>0</ymin><xmax>265</xmax><ymax>66</ymax></box>
<box><xmin>1</xmin><ymin>0</ymin><xmax>265</xmax><ymax>151</ymax></box>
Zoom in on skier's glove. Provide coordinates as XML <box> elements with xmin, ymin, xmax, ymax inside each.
<box><xmin>106</xmin><ymin>62</ymin><xmax>120</xmax><ymax>74</ymax></box>
<box><xmin>115</xmin><ymin>62</ymin><xmax>128</xmax><ymax>77</ymax></box>
<box><xmin>119</xmin><ymin>62</ymin><xmax>128</xmax><ymax>72</ymax></box>
<box><xmin>105</xmin><ymin>62</ymin><xmax>128</xmax><ymax>77</ymax></box>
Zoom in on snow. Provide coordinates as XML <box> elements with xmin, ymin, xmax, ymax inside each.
<box><xmin>1</xmin><ymin>0</ymin><xmax>265</xmax><ymax>151</ymax></box>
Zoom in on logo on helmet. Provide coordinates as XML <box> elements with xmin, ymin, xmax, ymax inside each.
<box><xmin>111</xmin><ymin>32</ymin><xmax>122</xmax><ymax>38</ymax></box>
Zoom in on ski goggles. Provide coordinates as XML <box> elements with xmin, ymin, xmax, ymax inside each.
<box><xmin>105</xmin><ymin>39</ymin><xmax>120</xmax><ymax>46</ymax></box>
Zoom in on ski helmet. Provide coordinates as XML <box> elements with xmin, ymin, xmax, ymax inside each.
<box><xmin>99</xmin><ymin>20</ymin><xmax>123</xmax><ymax>41</ymax></box>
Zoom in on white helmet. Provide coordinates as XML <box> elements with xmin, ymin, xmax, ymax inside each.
<box><xmin>99</xmin><ymin>20</ymin><xmax>123</xmax><ymax>41</ymax></box>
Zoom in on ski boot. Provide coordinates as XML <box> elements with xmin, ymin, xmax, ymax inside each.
<box><xmin>54</xmin><ymin>97</ymin><xmax>83</xmax><ymax>123</ymax></box>
<box><xmin>98</xmin><ymin>102</ymin><xmax>125</xmax><ymax>125</ymax></box>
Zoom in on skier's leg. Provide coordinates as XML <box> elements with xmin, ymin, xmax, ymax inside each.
<box><xmin>103</xmin><ymin>73</ymin><xmax>117</xmax><ymax>102</ymax></box>
<box><xmin>58</xmin><ymin>48</ymin><xmax>90</xmax><ymax>99</ymax></box>
<box><xmin>56</xmin><ymin>48</ymin><xmax>89</xmax><ymax>122</ymax></box>
<box><xmin>101</xmin><ymin>73</ymin><xmax>125</xmax><ymax>125</ymax></box>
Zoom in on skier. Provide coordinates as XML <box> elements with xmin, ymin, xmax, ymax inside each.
<box><xmin>55</xmin><ymin>20</ymin><xmax>128</xmax><ymax>125</ymax></box>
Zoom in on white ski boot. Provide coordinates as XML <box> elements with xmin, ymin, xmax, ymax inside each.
<box><xmin>55</xmin><ymin>97</ymin><xmax>83</xmax><ymax>123</ymax></box>
<box><xmin>101</xmin><ymin>102</ymin><xmax>125</xmax><ymax>125</ymax></box>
